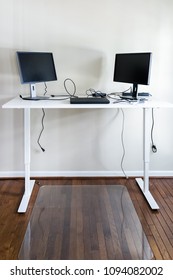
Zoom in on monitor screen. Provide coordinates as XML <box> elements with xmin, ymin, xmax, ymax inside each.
<box><xmin>17</xmin><ymin>51</ymin><xmax>57</xmax><ymax>99</ymax></box>
<box><xmin>17</xmin><ymin>51</ymin><xmax>57</xmax><ymax>84</ymax></box>
<box><xmin>113</xmin><ymin>52</ymin><xmax>151</xmax><ymax>99</ymax></box>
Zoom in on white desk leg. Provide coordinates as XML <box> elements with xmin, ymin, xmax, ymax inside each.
<box><xmin>18</xmin><ymin>108</ymin><xmax>35</xmax><ymax>213</ymax></box>
<box><xmin>136</xmin><ymin>108</ymin><xmax>159</xmax><ymax>210</ymax></box>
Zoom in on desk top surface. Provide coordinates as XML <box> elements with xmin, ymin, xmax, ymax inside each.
<box><xmin>2</xmin><ymin>96</ymin><xmax>173</xmax><ymax>109</ymax></box>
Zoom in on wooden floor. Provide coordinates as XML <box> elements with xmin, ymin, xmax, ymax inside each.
<box><xmin>0</xmin><ymin>177</ymin><xmax>173</xmax><ymax>260</ymax></box>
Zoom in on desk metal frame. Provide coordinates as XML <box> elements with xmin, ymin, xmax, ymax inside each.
<box><xmin>3</xmin><ymin>97</ymin><xmax>173</xmax><ymax>212</ymax></box>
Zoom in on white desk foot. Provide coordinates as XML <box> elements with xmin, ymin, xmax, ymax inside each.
<box><xmin>18</xmin><ymin>180</ymin><xmax>35</xmax><ymax>213</ymax></box>
<box><xmin>135</xmin><ymin>178</ymin><xmax>159</xmax><ymax>210</ymax></box>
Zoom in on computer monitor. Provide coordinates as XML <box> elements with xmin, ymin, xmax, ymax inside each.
<box><xmin>17</xmin><ymin>51</ymin><xmax>57</xmax><ymax>99</ymax></box>
<box><xmin>113</xmin><ymin>52</ymin><xmax>152</xmax><ymax>99</ymax></box>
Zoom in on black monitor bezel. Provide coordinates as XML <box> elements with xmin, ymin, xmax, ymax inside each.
<box><xmin>113</xmin><ymin>52</ymin><xmax>152</xmax><ymax>99</ymax></box>
<box><xmin>17</xmin><ymin>51</ymin><xmax>57</xmax><ymax>84</ymax></box>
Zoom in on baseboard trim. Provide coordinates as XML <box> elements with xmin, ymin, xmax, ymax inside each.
<box><xmin>0</xmin><ymin>170</ymin><xmax>173</xmax><ymax>178</ymax></box>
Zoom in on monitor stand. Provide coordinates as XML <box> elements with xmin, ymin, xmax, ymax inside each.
<box><xmin>121</xmin><ymin>83</ymin><xmax>138</xmax><ymax>100</ymax></box>
<box><xmin>20</xmin><ymin>84</ymin><xmax>50</xmax><ymax>100</ymax></box>
<box><xmin>131</xmin><ymin>83</ymin><xmax>138</xmax><ymax>99</ymax></box>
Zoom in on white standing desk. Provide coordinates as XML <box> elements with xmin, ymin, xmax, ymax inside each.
<box><xmin>2</xmin><ymin>96</ymin><xmax>173</xmax><ymax>212</ymax></box>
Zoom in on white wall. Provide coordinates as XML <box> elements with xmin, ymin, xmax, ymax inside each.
<box><xmin>0</xmin><ymin>0</ymin><xmax>173</xmax><ymax>177</ymax></box>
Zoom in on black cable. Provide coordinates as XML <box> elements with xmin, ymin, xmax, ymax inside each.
<box><xmin>120</xmin><ymin>109</ymin><xmax>128</xmax><ymax>179</ymax></box>
<box><xmin>107</xmin><ymin>87</ymin><xmax>132</xmax><ymax>100</ymax></box>
<box><xmin>64</xmin><ymin>78</ymin><xmax>76</xmax><ymax>96</ymax></box>
<box><xmin>151</xmin><ymin>108</ymin><xmax>157</xmax><ymax>153</ymax></box>
<box><xmin>44</xmin><ymin>82</ymin><xmax>47</xmax><ymax>96</ymax></box>
<box><xmin>50</xmin><ymin>78</ymin><xmax>76</xmax><ymax>100</ymax></box>
<box><xmin>86</xmin><ymin>88</ymin><xmax>106</xmax><ymax>97</ymax></box>
<box><xmin>37</xmin><ymin>83</ymin><xmax>47</xmax><ymax>152</ymax></box>
<box><xmin>37</xmin><ymin>108</ymin><xmax>45</xmax><ymax>152</ymax></box>
<box><xmin>50</xmin><ymin>95</ymin><xmax>71</xmax><ymax>100</ymax></box>
<box><xmin>113</xmin><ymin>99</ymin><xmax>131</xmax><ymax>104</ymax></box>
<box><xmin>37</xmin><ymin>79</ymin><xmax>77</xmax><ymax>152</ymax></box>
<box><xmin>37</xmin><ymin>79</ymin><xmax>77</xmax><ymax>151</ymax></box>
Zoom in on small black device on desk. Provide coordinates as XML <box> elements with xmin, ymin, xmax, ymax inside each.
<box><xmin>70</xmin><ymin>97</ymin><xmax>110</xmax><ymax>104</ymax></box>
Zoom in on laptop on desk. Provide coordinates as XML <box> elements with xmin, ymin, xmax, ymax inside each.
<box><xmin>70</xmin><ymin>97</ymin><xmax>110</xmax><ymax>104</ymax></box>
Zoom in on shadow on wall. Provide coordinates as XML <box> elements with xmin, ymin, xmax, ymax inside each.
<box><xmin>53</xmin><ymin>45</ymin><xmax>106</xmax><ymax>92</ymax></box>
<box><xmin>0</xmin><ymin>46</ymin><xmax>106</xmax><ymax>97</ymax></box>
<box><xmin>0</xmin><ymin>47</ymin><xmax>20</xmax><ymax>101</ymax></box>
<box><xmin>0</xmin><ymin>47</ymin><xmax>19</xmax><ymax>78</ymax></box>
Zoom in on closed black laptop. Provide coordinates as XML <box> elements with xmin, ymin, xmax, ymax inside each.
<box><xmin>70</xmin><ymin>97</ymin><xmax>110</xmax><ymax>104</ymax></box>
